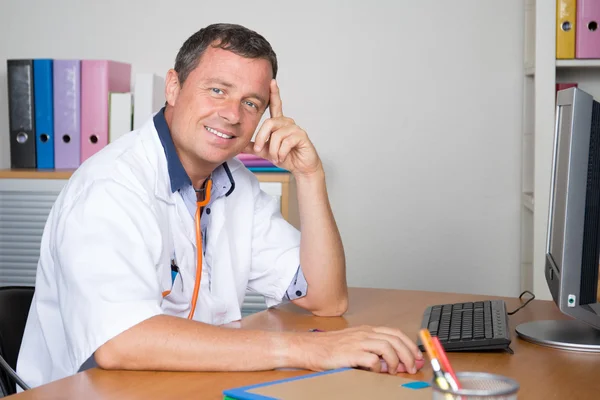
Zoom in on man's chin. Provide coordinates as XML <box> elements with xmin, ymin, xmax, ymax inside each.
<box><xmin>200</xmin><ymin>151</ymin><xmax>241</xmax><ymax>165</ymax></box>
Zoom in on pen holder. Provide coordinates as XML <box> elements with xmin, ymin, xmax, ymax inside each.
<box><xmin>431</xmin><ymin>372</ymin><xmax>519</xmax><ymax>400</ymax></box>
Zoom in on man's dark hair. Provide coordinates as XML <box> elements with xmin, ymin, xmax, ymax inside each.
<box><xmin>174</xmin><ymin>23</ymin><xmax>278</xmax><ymax>86</ymax></box>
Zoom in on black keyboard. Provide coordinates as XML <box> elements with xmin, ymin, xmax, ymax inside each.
<box><xmin>418</xmin><ymin>300</ymin><xmax>512</xmax><ymax>353</ymax></box>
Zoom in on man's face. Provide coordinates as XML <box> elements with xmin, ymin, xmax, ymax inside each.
<box><xmin>166</xmin><ymin>46</ymin><xmax>272</xmax><ymax>168</ymax></box>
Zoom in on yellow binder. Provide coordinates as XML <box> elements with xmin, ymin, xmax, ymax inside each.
<box><xmin>556</xmin><ymin>0</ymin><xmax>576</xmax><ymax>59</ymax></box>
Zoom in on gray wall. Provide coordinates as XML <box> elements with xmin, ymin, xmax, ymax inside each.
<box><xmin>0</xmin><ymin>0</ymin><xmax>524</xmax><ymax>296</ymax></box>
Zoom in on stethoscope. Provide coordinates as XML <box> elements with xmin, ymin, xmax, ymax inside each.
<box><xmin>162</xmin><ymin>179</ymin><xmax>212</xmax><ymax>320</ymax></box>
<box><xmin>189</xmin><ymin>178</ymin><xmax>212</xmax><ymax>319</ymax></box>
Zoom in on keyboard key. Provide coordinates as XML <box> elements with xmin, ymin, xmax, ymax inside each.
<box><xmin>484</xmin><ymin>302</ymin><xmax>493</xmax><ymax>338</ymax></box>
<box><xmin>428</xmin><ymin>320</ymin><xmax>439</xmax><ymax>334</ymax></box>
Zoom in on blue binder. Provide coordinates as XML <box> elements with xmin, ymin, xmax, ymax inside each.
<box><xmin>33</xmin><ymin>59</ymin><xmax>54</xmax><ymax>169</ymax></box>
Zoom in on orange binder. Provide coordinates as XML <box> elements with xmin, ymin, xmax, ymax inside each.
<box><xmin>556</xmin><ymin>0</ymin><xmax>577</xmax><ymax>59</ymax></box>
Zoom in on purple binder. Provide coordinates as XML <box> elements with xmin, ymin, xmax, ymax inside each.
<box><xmin>53</xmin><ymin>60</ymin><xmax>81</xmax><ymax>169</ymax></box>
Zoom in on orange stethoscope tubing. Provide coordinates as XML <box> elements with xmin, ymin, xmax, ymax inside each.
<box><xmin>161</xmin><ymin>179</ymin><xmax>212</xmax><ymax>321</ymax></box>
<box><xmin>188</xmin><ymin>179</ymin><xmax>212</xmax><ymax>319</ymax></box>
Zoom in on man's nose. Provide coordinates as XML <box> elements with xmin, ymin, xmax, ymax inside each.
<box><xmin>218</xmin><ymin>100</ymin><xmax>241</xmax><ymax>124</ymax></box>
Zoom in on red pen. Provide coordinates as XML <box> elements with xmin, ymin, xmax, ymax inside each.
<box><xmin>431</xmin><ymin>336</ymin><xmax>461</xmax><ymax>390</ymax></box>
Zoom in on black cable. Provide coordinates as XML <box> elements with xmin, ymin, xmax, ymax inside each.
<box><xmin>507</xmin><ymin>290</ymin><xmax>536</xmax><ymax>315</ymax></box>
<box><xmin>0</xmin><ymin>354</ymin><xmax>30</xmax><ymax>391</ymax></box>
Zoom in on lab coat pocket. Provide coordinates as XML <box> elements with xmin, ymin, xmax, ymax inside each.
<box><xmin>207</xmin><ymin>291</ymin><xmax>229</xmax><ymax>325</ymax></box>
<box><xmin>197</xmin><ymin>279</ymin><xmax>228</xmax><ymax>325</ymax></box>
<box><xmin>161</xmin><ymin>270</ymin><xmax>189</xmax><ymax>317</ymax></box>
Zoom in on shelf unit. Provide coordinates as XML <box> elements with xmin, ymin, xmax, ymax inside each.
<box><xmin>0</xmin><ymin>168</ymin><xmax>299</xmax><ymax>229</ymax></box>
<box><xmin>556</xmin><ymin>59</ymin><xmax>600</xmax><ymax>68</ymax></box>
<box><xmin>521</xmin><ymin>0</ymin><xmax>600</xmax><ymax>300</ymax></box>
<box><xmin>0</xmin><ymin>168</ymin><xmax>299</xmax><ymax>316</ymax></box>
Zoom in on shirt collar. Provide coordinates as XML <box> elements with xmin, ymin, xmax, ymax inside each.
<box><xmin>153</xmin><ymin>107</ymin><xmax>235</xmax><ymax>196</ymax></box>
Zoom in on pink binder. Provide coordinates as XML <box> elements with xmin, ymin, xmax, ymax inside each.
<box><xmin>576</xmin><ymin>0</ymin><xmax>600</xmax><ymax>59</ymax></box>
<box><xmin>81</xmin><ymin>60</ymin><xmax>131</xmax><ymax>162</ymax></box>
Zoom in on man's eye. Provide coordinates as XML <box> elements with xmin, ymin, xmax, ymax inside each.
<box><xmin>244</xmin><ymin>101</ymin><xmax>257</xmax><ymax>109</ymax></box>
<box><xmin>211</xmin><ymin>88</ymin><xmax>224</xmax><ymax>95</ymax></box>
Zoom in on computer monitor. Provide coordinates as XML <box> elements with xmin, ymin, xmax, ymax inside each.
<box><xmin>515</xmin><ymin>87</ymin><xmax>600</xmax><ymax>352</ymax></box>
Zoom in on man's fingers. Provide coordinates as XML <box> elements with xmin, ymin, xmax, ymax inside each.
<box><xmin>253</xmin><ymin>119</ymin><xmax>273</xmax><ymax>152</ymax></box>
<box><xmin>367</xmin><ymin>333</ymin><xmax>416</xmax><ymax>374</ymax></box>
<box><xmin>253</xmin><ymin>118</ymin><xmax>295</xmax><ymax>152</ymax></box>
<box><xmin>269</xmin><ymin>79</ymin><xmax>283</xmax><ymax>118</ymax></box>
<box><xmin>278</xmin><ymin>135</ymin><xmax>302</xmax><ymax>165</ymax></box>
<box><xmin>372</xmin><ymin>326</ymin><xmax>423</xmax><ymax>360</ymax></box>
<box><xmin>354</xmin><ymin>353</ymin><xmax>382</xmax><ymax>373</ymax></box>
<box><xmin>267</xmin><ymin>125</ymin><xmax>296</xmax><ymax>163</ymax></box>
<box><xmin>243</xmin><ymin>142</ymin><xmax>270</xmax><ymax>160</ymax></box>
<box><xmin>361</xmin><ymin>339</ymin><xmax>399</xmax><ymax>375</ymax></box>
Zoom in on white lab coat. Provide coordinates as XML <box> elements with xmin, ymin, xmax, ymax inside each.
<box><xmin>16</xmin><ymin>116</ymin><xmax>301</xmax><ymax>388</ymax></box>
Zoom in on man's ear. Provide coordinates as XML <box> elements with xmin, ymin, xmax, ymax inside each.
<box><xmin>165</xmin><ymin>69</ymin><xmax>180</xmax><ymax>107</ymax></box>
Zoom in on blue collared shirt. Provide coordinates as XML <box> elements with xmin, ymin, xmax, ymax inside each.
<box><xmin>153</xmin><ymin>108</ymin><xmax>307</xmax><ymax>301</ymax></box>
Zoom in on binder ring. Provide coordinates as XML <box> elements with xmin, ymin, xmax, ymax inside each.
<box><xmin>16</xmin><ymin>132</ymin><xmax>28</xmax><ymax>144</ymax></box>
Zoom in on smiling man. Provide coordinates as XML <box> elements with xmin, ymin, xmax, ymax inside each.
<box><xmin>16</xmin><ymin>23</ymin><xmax>423</xmax><ymax>389</ymax></box>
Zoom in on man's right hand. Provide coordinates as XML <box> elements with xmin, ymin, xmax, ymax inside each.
<box><xmin>296</xmin><ymin>325</ymin><xmax>425</xmax><ymax>375</ymax></box>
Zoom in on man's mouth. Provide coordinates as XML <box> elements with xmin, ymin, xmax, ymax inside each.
<box><xmin>205</xmin><ymin>126</ymin><xmax>233</xmax><ymax>139</ymax></box>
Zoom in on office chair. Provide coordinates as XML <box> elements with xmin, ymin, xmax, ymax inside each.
<box><xmin>0</xmin><ymin>286</ymin><xmax>34</xmax><ymax>397</ymax></box>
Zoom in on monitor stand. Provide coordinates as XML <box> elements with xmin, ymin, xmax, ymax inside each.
<box><xmin>515</xmin><ymin>320</ymin><xmax>600</xmax><ymax>352</ymax></box>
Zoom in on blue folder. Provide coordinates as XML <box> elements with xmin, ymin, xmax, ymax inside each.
<box><xmin>223</xmin><ymin>368</ymin><xmax>351</xmax><ymax>400</ymax></box>
<box><xmin>247</xmin><ymin>167</ymin><xmax>288</xmax><ymax>173</ymax></box>
<box><xmin>33</xmin><ymin>59</ymin><xmax>54</xmax><ymax>169</ymax></box>
<box><xmin>223</xmin><ymin>367</ymin><xmax>431</xmax><ymax>399</ymax></box>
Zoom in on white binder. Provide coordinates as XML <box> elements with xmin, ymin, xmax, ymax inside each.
<box><xmin>109</xmin><ymin>92</ymin><xmax>133</xmax><ymax>142</ymax></box>
<box><xmin>133</xmin><ymin>73</ymin><xmax>165</xmax><ymax>129</ymax></box>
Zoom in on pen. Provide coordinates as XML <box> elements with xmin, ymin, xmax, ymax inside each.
<box><xmin>432</xmin><ymin>335</ymin><xmax>461</xmax><ymax>391</ymax></box>
<box><xmin>418</xmin><ymin>329</ymin><xmax>450</xmax><ymax>391</ymax></box>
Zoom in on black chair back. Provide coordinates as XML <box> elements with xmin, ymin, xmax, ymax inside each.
<box><xmin>0</xmin><ymin>286</ymin><xmax>34</xmax><ymax>396</ymax></box>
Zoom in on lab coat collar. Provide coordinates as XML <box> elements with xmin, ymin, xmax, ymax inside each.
<box><xmin>153</xmin><ymin>107</ymin><xmax>190</xmax><ymax>193</ymax></box>
<box><xmin>141</xmin><ymin>112</ymin><xmax>243</xmax><ymax>206</ymax></box>
<box><xmin>153</xmin><ymin>107</ymin><xmax>235</xmax><ymax>197</ymax></box>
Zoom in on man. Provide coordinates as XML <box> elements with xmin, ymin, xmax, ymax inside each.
<box><xmin>16</xmin><ymin>23</ymin><xmax>423</xmax><ymax>389</ymax></box>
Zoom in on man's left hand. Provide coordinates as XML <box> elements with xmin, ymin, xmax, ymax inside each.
<box><xmin>243</xmin><ymin>80</ymin><xmax>322</xmax><ymax>177</ymax></box>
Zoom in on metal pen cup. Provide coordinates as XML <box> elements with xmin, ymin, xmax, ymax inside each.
<box><xmin>431</xmin><ymin>372</ymin><xmax>519</xmax><ymax>400</ymax></box>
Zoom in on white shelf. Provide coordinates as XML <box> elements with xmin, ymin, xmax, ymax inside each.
<box><xmin>522</xmin><ymin>193</ymin><xmax>534</xmax><ymax>213</ymax></box>
<box><xmin>520</xmin><ymin>0</ymin><xmax>556</xmax><ymax>300</ymax></box>
<box><xmin>520</xmin><ymin>263</ymin><xmax>533</xmax><ymax>292</ymax></box>
<box><xmin>556</xmin><ymin>59</ymin><xmax>600</xmax><ymax>68</ymax></box>
<box><xmin>525</xmin><ymin>66</ymin><xmax>535</xmax><ymax>76</ymax></box>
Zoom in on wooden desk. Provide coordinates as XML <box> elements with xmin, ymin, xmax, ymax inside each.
<box><xmin>8</xmin><ymin>288</ymin><xmax>600</xmax><ymax>399</ymax></box>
